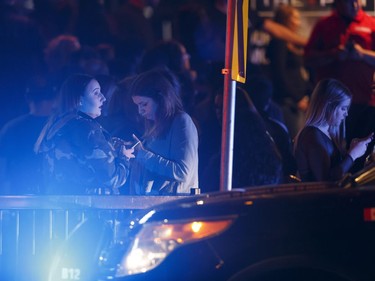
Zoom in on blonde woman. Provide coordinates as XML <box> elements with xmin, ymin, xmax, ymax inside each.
<box><xmin>294</xmin><ymin>79</ymin><xmax>372</xmax><ymax>182</ymax></box>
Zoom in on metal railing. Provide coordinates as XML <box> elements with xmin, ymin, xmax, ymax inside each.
<box><xmin>0</xmin><ymin>195</ymin><xmax>185</xmax><ymax>281</ymax></box>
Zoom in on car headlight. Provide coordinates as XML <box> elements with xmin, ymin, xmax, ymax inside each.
<box><xmin>116</xmin><ymin>219</ymin><xmax>233</xmax><ymax>277</ymax></box>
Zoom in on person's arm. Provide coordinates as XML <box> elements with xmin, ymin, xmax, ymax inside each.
<box><xmin>305</xmin><ymin>41</ymin><xmax>375</xmax><ymax>68</ymax></box>
<box><xmin>348</xmin><ymin>133</ymin><xmax>374</xmax><ymax>160</ymax></box>
<box><xmin>303</xmin><ymin>21</ymin><xmax>375</xmax><ymax>68</ymax></box>
<box><xmin>262</xmin><ymin>19</ymin><xmax>307</xmax><ymax>47</ymax></box>
<box><xmin>83</xmin><ymin>122</ymin><xmax>129</xmax><ymax>190</ymax></box>
<box><xmin>350</xmin><ymin>43</ymin><xmax>375</xmax><ymax>67</ymax></box>
<box><xmin>302</xmin><ymin>19</ymin><xmax>349</xmax><ymax>69</ymax></box>
<box><xmin>136</xmin><ymin>114</ymin><xmax>198</xmax><ymax>182</ymax></box>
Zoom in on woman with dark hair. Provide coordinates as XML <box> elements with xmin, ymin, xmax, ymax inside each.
<box><xmin>35</xmin><ymin>73</ymin><xmax>134</xmax><ymax>195</ymax></box>
<box><xmin>129</xmin><ymin>68</ymin><xmax>199</xmax><ymax>195</ymax></box>
<box><xmin>294</xmin><ymin>79</ymin><xmax>372</xmax><ymax>182</ymax></box>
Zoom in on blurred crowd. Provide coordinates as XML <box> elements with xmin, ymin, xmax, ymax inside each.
<box><xmin>0</xmin><ymin>0</ymin><xmax>374</xmax><ymax>195</ymax></box>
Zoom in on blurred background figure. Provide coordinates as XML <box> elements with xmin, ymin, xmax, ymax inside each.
<box><xmin>0</xmin><ymin>74</ymin><xmax>57</xmax><ymax>194</ymax></box>
<box><xmin>267</xmin><ymin>3</ymin><xmax>311</xmax><ymax>138</ymax></box>
<box><xmin>173</xmin><ymin>0</ymin><xmax>207</xmax><ymax>74</ymax></box>
<box><xmin>32</xmin><ymin>0</ymin><xmax>78</xmax><ymax>42</ymax></box>
<box><xmin>0</xmin><ymin>0</ymin><xmax>45</xmax><ymax>128</ymax></box>
<box><xmin>43</xmin><ymin>34</ymin><xmax>83</xmax><ymax>85</ymax></box>
<box><xmin>74</xmin><ymin>0</ymin><xmax>114</xmax><ymax>47</ymax></box>
<box><xmin>138</xmin><ymin>39</ymin><xmax>197</xmax><ymax>115</ymax></box>
<box><xmin>201</xmin><ymin>86</ymin><xmax>283</xmax><ymax>192</ymax></box>
<box><xmin>98</xmin><ymin>75</ymin><xmax>142</xmax><ymax>146</ymax></box>
<box><xmin>95</xmin><ymin>74</ymin><xmax>118</xmax><ymax>117</ymax></box>
<box><xmin>77</xmin><ymin>45</ymin><xmax>110</xmax><ymax>76</ymax></box>
<box><xmin>97</xmin><ymin>75</ymin><xmax>142</xmax><ymax>196</ymax></box>
<box><xmin>44</xmin><ymin>34</ymin><xmax>111</xmax><ymax>89</ymax></box>
<box><xmin>110</xmin><ymin>0</ymin><xmax>162</xmax><ymax>76</ymax></box>
<box><xmin>194</xmin><ymin>0</ymin><xmax>227</xmax><ymax>68</ymax></box>
<box><xmin>246</xmin><ymin>76</ymin><xmax>297</xmax><ymax>182</ymax></box>
<box><xmin>95</xmin><ymin>43</ymin><xmax>124</xmax><ymax>79</ymax></box>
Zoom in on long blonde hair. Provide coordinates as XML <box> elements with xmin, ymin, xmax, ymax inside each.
<box><xmin>295</xmin><ymin>79</ymin><xmax>352</xmax><ymax>152</ymax></box>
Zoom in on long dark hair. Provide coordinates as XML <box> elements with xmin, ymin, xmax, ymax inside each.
<box><xmin>130</xmin><ymin>68</ymin><xmax>183</xmax><ymax>139</ymax></box>
<box><xmin>35</xmin><ymin>73</ymin><xmax>94</xmax><ymax>152</ymax></box>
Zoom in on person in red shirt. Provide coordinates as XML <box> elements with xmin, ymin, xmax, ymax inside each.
<box><xmin>304</xmin><ymin>0</ymin><xmax>375</xmax><ymax>172</ymax></box>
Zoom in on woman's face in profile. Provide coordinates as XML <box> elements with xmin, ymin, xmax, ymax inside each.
<box><xmin>132</xmin><ymin>95</ymin><xmax>158</xmax><ymax>121</ymax></box>
<box><xmin>331</xmin><ymin>98</ymin><xmax>351</xmax><ymax>127</ymax></box>
<box><xmin>79</xmin><ymin>79</ymin><xmax>106</xmax><ymax>118</ymax></box>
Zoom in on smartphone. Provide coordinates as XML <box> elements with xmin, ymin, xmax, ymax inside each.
<box><xmin>131</xmin><ymin>140</ymin><xmax>141</xmax><ymax>149</ymax></box>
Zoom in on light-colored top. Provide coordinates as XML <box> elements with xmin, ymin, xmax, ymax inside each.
<box><xmin>130</xmin><ymin>112</ymin><xmax>199</xmax><ymax>195</ymax></box>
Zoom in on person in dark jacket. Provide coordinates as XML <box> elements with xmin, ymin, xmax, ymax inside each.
<box><xmin>35</xmin><ymin>73</ymin><xmax>134</xmax><ymax>195</ymax></box>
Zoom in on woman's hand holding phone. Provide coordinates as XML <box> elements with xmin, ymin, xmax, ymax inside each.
<box><xmin>122</xmin><ymin>146</ymin><xmax>135</xmax><ymax>160</ymax></box>
<box><xmin>349</xmin><ymin>132</ymin><xmax>374</xmax><ymax>161</ymax></box>
<box><xmin>132</xmin><ymin>134</ymin><xmax>144</xmax><ymax>151</ymax></box>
